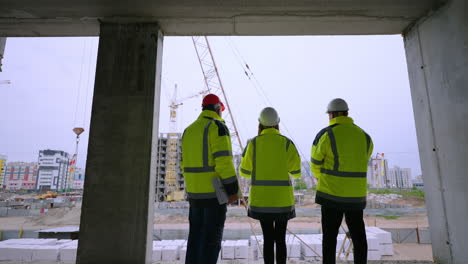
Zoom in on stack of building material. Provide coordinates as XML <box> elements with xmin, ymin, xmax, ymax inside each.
<box><xmin>0</xmin><ymin>228</ymin><xmax>395</xmax><ymax>262</ymax></box>
<box><xmin>0</xmin><ymin>238</ymin><xmax>76</xmax><ymax>262</ymax></box>
<box><xmin>298</xmin><ymin>234</ymin><xmax>322</xmax><ymax>261</ymax></box>
<box><xmin>366</xmin><ymin>227</ymin><xmax>394</xmax><ymax>256</ymax></box>
<box><xmin>59</xmin><ymin>240</ymin><xmax>78</xmax><ymax>263</ymax></box>
<box><xmin>222</xmin><ymin>240</ymin><xmax>236</xmax><ymax>259</ymax></box>
<box><xmin>234</xmin><ymin>240</ymin><xmax>249</xmax><ymax>259</ymax></box>
<box><xmin>249</xmin><ymin>235</ymin><xmax>264</xmax><ymax>260</ymax></box>
<box><xmin>286</xmin><ymin>234</ymin><xmax>301</xmax><ymax>259</ymax></box>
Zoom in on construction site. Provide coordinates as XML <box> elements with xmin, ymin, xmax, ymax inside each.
<box><xmin>0</xmin><ymin>0</ymin><xmax>466</xmax><ymax>263</ymax></box>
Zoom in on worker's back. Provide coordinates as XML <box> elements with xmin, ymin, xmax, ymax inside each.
<box><xmin>182</xmin><ymin>110</ymin><xmax>237</xmax><ymax>201</ymax></box>
<box><xmin>312</xmin><ymin>116</ymin><xmax>373</xmax><ymax>209</ymax></box>
<box><xmin>241</xmin><ymin>128</ymin><xmax>301</xmax><ymax>211</ymax></box>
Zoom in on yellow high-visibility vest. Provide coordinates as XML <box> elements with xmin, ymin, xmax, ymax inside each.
<box><xmin>311</xmin><ymin>116</ymin><xmax>373</xmax><ymax>209</ymax></box>
<box><xmin>181</xmin><ymin>110</ymin><xmax>238</xmax><ymax>199</ymax></box>
<box><xmin>240</xmin><ymin>128</ymin><xmax>301</xmax><ymax>213</ymax></box>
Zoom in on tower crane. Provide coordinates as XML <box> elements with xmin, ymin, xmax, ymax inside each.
<box><xmin>191</xmin><ymin>36</ymin><xmax>244</xmax><ymax>154</ymax></box>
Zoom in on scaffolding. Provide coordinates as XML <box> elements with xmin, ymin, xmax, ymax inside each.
<box><xmin>155</xmin><ymin>133</ymin><xmax>184</xmax><ymax>202</ymax></box>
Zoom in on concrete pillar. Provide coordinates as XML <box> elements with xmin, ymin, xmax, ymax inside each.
<box><xmin>77</xmin><ymin>23</ymin><xmax>163</xmax><ymax>264</ymax></box>
<box><xmin>404</xmin><ymin>0</ymin><xmax>467</xmax><ymax>263</ymax></box>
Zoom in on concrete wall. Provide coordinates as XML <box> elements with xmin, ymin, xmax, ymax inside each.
<box><xmin>404</xmin><ymin>0</ymin><xmax>467</xmax><ymax>263</ymax></box>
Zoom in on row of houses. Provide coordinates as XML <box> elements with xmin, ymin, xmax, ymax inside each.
<box><xmin>0</xmin><ymin>150</ymin><xmax>85</xmax><ymax>191</ymax></box>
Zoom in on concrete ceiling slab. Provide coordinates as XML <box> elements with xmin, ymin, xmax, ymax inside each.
<box><xmin>0</xmin><ymin>0</ymin><xmax>446</xmax><ymax>36</ymax></box>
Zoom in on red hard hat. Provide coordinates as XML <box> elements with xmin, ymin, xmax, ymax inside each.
<box><xmin>202</xmin><ymin>94</ymin><xmax>225</xmax><ymax>111</ymax></box>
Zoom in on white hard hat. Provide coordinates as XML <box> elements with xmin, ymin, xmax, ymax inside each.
<box><xmin>258</xmin><ymin>107</ymin><xmax>280</xmax><ymax>126</ymax></box>
<box><xmin>327</xmin><ymin>98</ymin><xmax>349</xmax><ymax>113</ymax></box>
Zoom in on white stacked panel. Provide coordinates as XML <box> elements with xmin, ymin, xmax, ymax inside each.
<box><xmin>250</xmin><ymin>235</ymin><xmax>263</xmax><ymax>260</ymax></box>
<box><xmin>179</xmin><ymin>246</ymin><xmax>187</xmax><ymax>263</ymax></box>
<box><xmin>162</xmin><ymin>245</ymin><xmax>179</xmax><ymax>261</ymax></box>
<box><xmin>234</xmin><ymin>240</ymin><xmax>249</xmax><ymax>259</ymax></box>
<box><xmin>0</xmin><ymin>245</ymin><xmax>33</xmax><ymax>261</ymax></box>
<box><xmin>152</xmin><ymin>246</ymin><xmax>163</xmax><ymax>262</ymax></box>
<box><xmin>1</xmin><ymin>238</ymin><xmax>58</xmax><ymax>246</ymax></box>
<box><xmin>59</xmin><ymin>244</ymin><xmax>78</xmax><ymax>262</ymax></box>
<box><xmin>367</xmin><ymin>233</ymin><xmax>382</xmax><ymax>260</ymax></box>
<box><xmin>366</xmin><ymin>227</ymin><xmax>394</xmax><ymax>256</ymax></box>
<box><xmin>285</xmin><ymin>235</ymin><xmax>301</xmax><ymax>259</ymax></box>
<box><xmin>336</xmin><ymin>234</ymin><xmax>352</xmax><ymax>253</ymax></box>
<box><xmin>31</xmin><ymin>245</ymin><xmax>61</xmax><ymax>261</ymax></box>
<box><xmin>298</xmin><ymin>234</ymin><xmax>322</xmax><ymax>261</ymax></box>
<box><xmin>222</xmin><ymin>240</ymin><xmax>235</xmax><ymax>259</ymax></box>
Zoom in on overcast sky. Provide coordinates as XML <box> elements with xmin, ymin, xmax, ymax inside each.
<box><xmin>0</xmin><ymin>35</ymin><xmax>422</xmax><ymax>177</ymax></box>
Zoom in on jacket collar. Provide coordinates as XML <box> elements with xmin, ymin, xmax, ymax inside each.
<box><xmin>260</xmin><ymin>128</ymin><xmax>280</xmax><ymax>135</ymax></box>
<box><xmin>329</xmin><ymin>116</ymin><xmax>354</xmax><ymax>126</ymax></box>
<box><xmin>198</xmin><ymin>110</ymin><xmax>224</xmax><ymax>122</ymax></box>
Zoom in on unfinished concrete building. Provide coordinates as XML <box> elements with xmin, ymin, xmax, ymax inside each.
<box><xmin>155</xmin><ymin>133</ymin><xmax>184</xmax><ymax>202</ymax></box>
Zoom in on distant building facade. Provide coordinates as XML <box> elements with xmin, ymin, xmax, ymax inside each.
<box><xmin>367</xmin><ymin>155</ymin><xmax>413</xmax><ymax>189</ymax></box>
<box><xmin>4</xmin><ymin>162</ymin><xmax>38</xmax><ymax>190</ymax></box>
<box><xmin>0</xmin><ymin>154</ymin><xmax>6</xmax><ymax>188</ymax></box>
<box><xmin>387</xmin><ymin>167</ymin><xmax>413</xmax><ymax>189</ymax></box>
<box><xmin>413</xmin><ymin>175</ymin><xmax>424</xmax><ymax>190</ymax></box>
<box><xmin>36</xmin><ymin>149</ymin><xmax>70</xmax><ymax>190</ymax></box>
<box><xmin>367</xmin><ymin>156</ymin><xmax>389</xmax><ymax>188</ymax></box>
<box><xmin>155</xmin><ymin>133</ymin><xmax>184</xmax><ymax>202</ymax></box>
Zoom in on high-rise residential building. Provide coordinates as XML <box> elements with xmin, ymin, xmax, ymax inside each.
<box><xmin>387</xmin><ymin>167</ymin><xmax>413</xmax><ymax>189</ymax></box>
<box><xmin>36</xmin><ymin>149</ymin><xmax>70</xmax><ymax>190</ymax></box>
<box><xmin>155</xmin><ymin>133</ymin><xmax>184</xmax><ymax>202</ymax></box>
<box><xmin>0</xmin><ymin>154</ymin><xmax>6</xmax><ymax>188</ymax></box>
<box><xmin>367</xmin><ymin>157</ymin><xmax>389</xmax><ymax>188</ymax></box>
<box><xmin>4</xmin><ymin>162</ymin><xmax>38</xmax><ymax>190</ymax></box>
<box><xmin>71</xmin><ymin>168</ymin><xmax>85</xmax><ymax>190</ymax></box>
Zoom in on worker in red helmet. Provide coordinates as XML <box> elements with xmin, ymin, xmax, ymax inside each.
<box><xmin>181</xmin><ymin>93</ymin><xmax>239</xmax><ymax>264</ymax></box>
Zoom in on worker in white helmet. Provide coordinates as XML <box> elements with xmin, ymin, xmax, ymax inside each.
<box><xmin>311</xmin><ymin>98</ymin><xmax>373</xmax><ymax>264</ymax></box>
<box><xmin>240</xmin><ymin>107</ymin><xmax>301</xmax><ymax>264</ymax></box>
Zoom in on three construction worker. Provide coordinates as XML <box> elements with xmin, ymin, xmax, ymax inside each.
<box><xmin>182</xmin><ymin>95</ymin><xmax>372</xmax><ymax>264</ymax></box>
<box><xmin>311</xmin><ymin>98</ymin><xmax>373</xmax><ymax>264</ymax></box>
<box><xmin>240</xmin><ymin>107</ymin><xmax>302</xmax><ymax>264</ymax></box>
<box><xmin>181</xmin><ymin>94</ymin><xmax>239</xmax><ymax>264</ymax></box>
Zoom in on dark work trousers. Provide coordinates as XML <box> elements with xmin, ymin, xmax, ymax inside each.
<box><xmin>321</xmin><ymin>206</ymin><xmax>368</xmax><ymax>264</ymax></box>
<box><xmin>185</xmin><ymin>204</ymin><xmax>227</xmax><ymax>264</ymax></box>
<box><xmin>259</xmin><ymin>219</ymin><xmax>288</xmax><ymax>264</ymax></box>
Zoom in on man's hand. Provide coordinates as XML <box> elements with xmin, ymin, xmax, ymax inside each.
<box><xmin>228</xmin><ymin>194</ymin><xmax>239</xmax><ymax>204</ymax></box>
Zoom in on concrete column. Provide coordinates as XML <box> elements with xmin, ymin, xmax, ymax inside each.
<box><xmin>77</xmin><ymin>23</ymin><xmax>163</xmax><ymax>264</ymax></box>
<box><xmin>404</xmin><ymin>0</ymin><xmax>467</xmax><ymax>263</ymax></box>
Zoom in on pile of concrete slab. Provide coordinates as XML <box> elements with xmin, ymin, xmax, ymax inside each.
<box><xmin>0</xmin><ymin>227</ymin><xmax>394</xmax><ymax>263</ymax></box>
<box><xmin>0</xmin><ymin>238</ymin><xmax>78</xmax><ymax>262</ymax></box>
<box><xmin>249</xmin><ymin>227</ymin><xmax>393</xmax><ymax>262</ymax></box>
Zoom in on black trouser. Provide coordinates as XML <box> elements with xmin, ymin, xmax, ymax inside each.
<box><xmin>321</xmin><ymin>206</ymin><xmax>367</xmax><ymax>264</ymax></box>
<box><xmin>259</xmin><ymin>219</ymin><xmax>288</xmax><ymax>264</ymax></box>
<box><xmin>186</xmin><ymin>204</ymin><xmax>226</xmax><ymax>264</ymax></box>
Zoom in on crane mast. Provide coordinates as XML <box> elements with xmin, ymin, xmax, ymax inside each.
<box><xmin>191</xmin><ymin>36</ymin><xmax>244</xmax><ymax>154</ymax></box>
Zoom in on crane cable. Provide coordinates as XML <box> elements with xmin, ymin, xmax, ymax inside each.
<box><xmin>82</xmin><ymin>38</ymin><xmax>96</xmax><ymax>127</ymax></box>
<box><xmin>224</xmin><ymin>37</ymin><xmax>310</xmax><ymax>164</ymax></box>
<box><xmin>73</xmin><ymin>38</ymin><xmax>88</xmax><ymax>127</ymax></box>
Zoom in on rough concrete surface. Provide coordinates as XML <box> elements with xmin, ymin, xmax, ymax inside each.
<box><xmin>404</xmin><ymin>0</ymin><xmax>467</xmax><ymax>262</ymax></box>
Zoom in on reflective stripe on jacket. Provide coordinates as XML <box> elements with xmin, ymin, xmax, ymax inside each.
<box><xmin>310</xmin><ymin>116</ymin><xmax>373</xmax><ymax>209</ymax></box>
<box><xmin>240</xmin><ymin>128</ymin><xmax>301</xmax><ymax>213</ymax></box>
<box><xmin>181</xmin><ymin>110</ymin><xmax>238</xmax><ymax>199</ymax></box>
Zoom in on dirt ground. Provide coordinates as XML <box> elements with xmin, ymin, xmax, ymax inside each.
<box><xmin>0</xmin><ymin>205</ymin><xmax>429</xmax><ymax>231</ymax></box>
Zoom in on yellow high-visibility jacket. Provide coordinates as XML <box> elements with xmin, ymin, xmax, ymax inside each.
<box><xmin>311</xmin><ymin>116</ymin><xmax>373</xmax><ymax>210</ymax></box>
<box><xmin>240</xmin><ymin>128</ymin><xmax>301</xmax><ymax>215</ymax></box>
<box><xmin>181</xmin><ymin>110</ymin><xmax>239</xmax><ymax>204</ymax></box>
